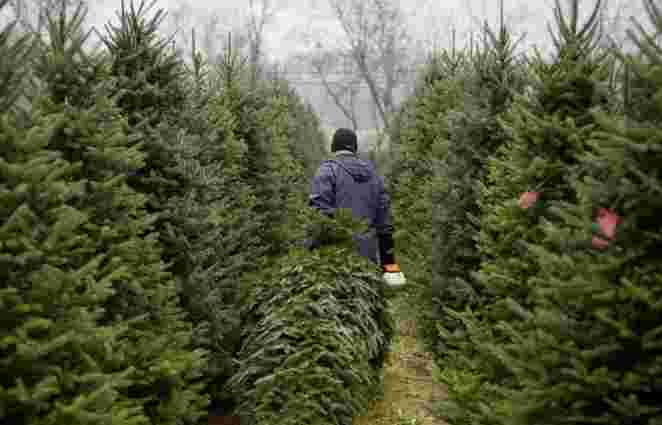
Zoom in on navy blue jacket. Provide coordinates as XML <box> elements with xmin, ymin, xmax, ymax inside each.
<box><xmin>308</xmin><ymin>151</ymin><xmax>394</xmax><ymax>263</ymax></box>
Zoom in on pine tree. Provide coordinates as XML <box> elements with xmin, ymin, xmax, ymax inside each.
<box><xmin>205</xmin><ymin>36</ymin><xmax>307</xmax><ymax>259</ymax></box>
<box><xmin>476</xmin><ymin>0</ymin><xmax>610</xmax><ymax>313</ymax></box>
<box><xmin>438</xmin><ymin>1</ymin><xmax>613</xmax><ymax>423</ymax></box>
<box><xmin>429</xmin><ymin>15</ymin><xmax>523</xmax><ymax>364</ymax></box>
<box><xmin>170</xmin><ymin>32</ymin><xmax>324</xmax><ymax>411</ymax></box>
<box><xmin>0</xmin><ymin>3</ymin><xmax>141</xmax><ymax>423</ymax></box>
<box><xmin>386</xmin><ymin>50</ymin><xmax>469</xmax><ymax>348</ymax></box>
<box><xmin>496</xmin><ymin>1</ymin><xmax>662</xmax><ymax>423</ymax></box>
<box><xmin>25</xmin><ymin>3</ymin><xmax>208</xmax><ymax>423</ymax></box>
<box><xmin>0</xmin><ymin>91</ymin><xmax>143</xmax><ymax>425</ymax></box>
<box><xmin>249</xmin><ymin>84</ymin><xmax>300</xmax><ymax>254</ymax></box>
<box><xmin>99</xmin><ymin>0</ymin><xmax>194</xmax><ymax>280</ymax></box>
<box><xmin>205</xmin><ymin>33</ymin><xmax>267</xmax><ymax>268</ymax></box>
<box><xmin>0</xmin><ymin>0</ymin><xmax>32</xmax><ymax>112</ymax></box>
<box><xmin>287</xmin><ymin>101</ymin><xmax>328</xmax><ymax>179</ymax></box>
<box><xmin>165</xmin><ymin>34</ymin><xmax>252</xmax><ymax>413</ymax></box>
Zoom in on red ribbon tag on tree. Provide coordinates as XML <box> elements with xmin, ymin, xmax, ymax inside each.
<box><xmin>591</xmin><ymin>236</ymin><xmax>610</xmax><ymax>249</ymax></box>
<box><xmin>518</xmin><ymin>191</ymin><xmax>540</xmax><ymax>210</ymax></box>
<box><xmin>591</xmin><ymin>208</ymin><xmax>622</xmax><ymax>249</ymax></box>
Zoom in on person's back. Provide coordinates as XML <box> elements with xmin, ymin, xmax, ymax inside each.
<box><xmin>308</xmin><ymin>128</ymin><xmax>395</xmax><ymax>267</ymax></box>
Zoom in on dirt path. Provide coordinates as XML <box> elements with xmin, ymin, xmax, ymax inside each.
<box><xmin>353</xmin><ymin>317</ymin><xmax>447</xmax><ymax>425</ymax></box>
<box><xmin>208</xmin><ymin>296</ymin><xmax>446</xmax><ymax>425</ymax></box>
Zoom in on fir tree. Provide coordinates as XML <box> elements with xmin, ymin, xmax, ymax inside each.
<box><xmin>0</xmin><ymin>3</ymin><xmax>139</xmax><ymax>423</ymax></box>
<box><xmin>254</xmin><ymin>79</ymin><xmax>322</xmax><ymax>252</ymax></box>
<box><xmin>287</xmin><ymin>101</ymin><xmax>328</xmax><ymax>179</ymax></box>
<box><xmin>25</xmin><ymin>3</ymin><xmax>208</xmax><ymax>423</ymax></box>
<box><xmin>476</xmin><ymin>0</ymin><xmax>610</xmax><ymax>313</ymax></box>
<box><xmin>386</xmin><ymin>50</ymin><xmax>469</xmax><ymax>348</ymax></box>
<box><xmin>429</xmin><ymin>15</ymin><xmax>523</xmax><ymax>363</ymax></box>
<box><xmin>205</xmin><ymin>34</ymin><xmax>267</xmax><ymax>269</ymax></box>
<box><xmin>166</xmin><ymin>34</ymin><xmax>251</xmax><ymax>412</ymax></box>
<box><xmin>0</xmin><ymin>0</ymin><xmax>32</xmax><ymax>112</ymax></box>
<box><xmin>0</xmin><ymin>88</ymin><xmax>143</xmax><ymax>425</ymax></box>
<box><xmin>498</xmin><ymin>1</ymin><xmax>662</xmax><ymax>423</ymax></box>
<box><xmin>99</xmin><ymin>0</ymin><xmax>194</xmax><ymax>280</ymax></box>
<box><xmin>170</xmin><ymin>32</ymin><xmax>326</xmax><ymax>411</ymax></box>
<box><xmin>438</xmin><ymin>1</ymin><xmax>613</xmax><ymax>423</ymax></box>
<box><xmin>206</xmin><ymin>36</ymin><xmax>305</xmax><ymax>258</ymax></box>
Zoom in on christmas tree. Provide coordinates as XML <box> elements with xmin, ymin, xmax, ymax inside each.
<box><xmin>0</xmin><ymin>0</ymin><xmax>32</xmax><ymax>112</ymax></box>
<box><xmin>168</xmin><ymin>32</ymin><xmax>260</xmax><ymax>412</ymax></box>
<box><xmin>386</xmin><ymin>49</ymin><xmax>469</xmax><ymax>348</ymax></box>
<box><xmin>430</xmin><ymin>14</ymin><xmax>524</xmax><ymax>364</ymax></box>
<box><xmin>25</xmin><ymin>3</ymin><xmax>209</xmax><ymax>423</ymax></box>
<box><xmin>476</xmin><ymin>0</ymin><xmax>610</xmax><ymax>316</ymax></box>
<box><xmin>227</xmin><ymin>210</ymin><xmax>393</xmax><ymax>425</ymax></box>
<box><xmin>0</xmin><ymin>3</ymin><xmax>139</xmax><ymax>422</ymax></box>
<box><xmin>99</xmin><ymin>0</ymin><xmax>195</xmax><ymax>281</ymax></box>
<box><xmin>439</xmin><ymin>0</ymin><xmax>613</xmax><ymax>422</ymax></box>
<box><xmin>175</xmin><ymin>32</ymin><xmax>328</xmax><ymax>412</ymax></box>
<box><xmin>498</xmin><ymin>1</ymin><xmax>662</xmax><ymax>423</ymax></box>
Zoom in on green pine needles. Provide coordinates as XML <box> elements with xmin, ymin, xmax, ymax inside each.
<box><xmin>228</xmin><ymin>210</ymin><xmax>394</xmax><ymax>425</ymax></box>
<box><xmin>2</xmin><ymin>0</ymin><xmax>331</xmax><ymax>423</ymax></box>
<box><xmin>501</xmin><ymin>1</ymin><xmax>662</xmax><ymax>423</ymax></box>
<box><xmin>392</xmin><ymin>0</ymin><xmax>662</xmax><ymax>424</ymax></box>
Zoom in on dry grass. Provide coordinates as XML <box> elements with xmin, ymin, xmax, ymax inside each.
<box><xmin>353</xmin><ymin>302</ymin><xmax>447</xmax><ymax>425</ymax></box>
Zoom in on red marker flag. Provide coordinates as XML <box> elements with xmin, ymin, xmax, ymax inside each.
<box><xmin>518</xmin><ymin>191</ymin><xmax>540</xmax><ymax>210</ymax></box>
<box><xmin>591</xmin><ymin>208</ymin><xmax>622</xmax><ymax>249</ymax></box>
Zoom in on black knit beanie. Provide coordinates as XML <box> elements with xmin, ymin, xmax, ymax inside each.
<box><xmin>331</xmin><ymin>128</ymin><xmax>358</xmax><ymax>153</ymax></box>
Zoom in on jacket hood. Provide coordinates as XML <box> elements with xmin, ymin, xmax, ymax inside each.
<box><xmin>332</xmin><ymin>154</ymin><xmax>374</xmax><ymax>183</ymax></box>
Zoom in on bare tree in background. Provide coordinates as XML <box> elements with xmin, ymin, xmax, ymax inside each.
<box><xmin>309</xmin><ymin>45</ymin><xmax>361</xmax><ymax>130</ymax></box>
<box><xmin>599</xmin><ymin>0</ymin><xmax>645</xmax><ymax>49</ymax></box>
<box><xmin>247</xmin><ymin>0</ymin><xmax>277</xmax><ymax>85</ymax></box>
<box><xmin>168</xmin><ymin>3</ymin><xmax>194</xmax><ymax>52</ymax></box>
<box><xmin>310</xmin><ymin>0</ymin><xmax>411</xmax><ymax>143</ymax></box>
<box><xmin>7</xmin><ymin>0</ymin><xmax>47</xmax><ymax>31</ymax></box>
<box><xmin>167</xmin><ymin>0</ymin><xmax>276</xmax><ymax>79</ymax></box>
<box><xmin>168</xmin><ymin>3</ymin><xmax>240</xmax><ymax>64</ymax></box>
<box><xmin>7</xmin><ymin>0</ymin><xmax>86</xmax><ymax>32</ymax></box>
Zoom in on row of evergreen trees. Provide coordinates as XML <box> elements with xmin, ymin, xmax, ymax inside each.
<box><xmin>0</xmin><ymin>0</ymin><xmax>327</xmax><ymax>423</ymax></box>
<box><xmin>389</xmin><ymin>0</ymin><xmax>662</xmax><ymax>423</ymax></box>
<box><xmin>228</xmin><ymin>210</ymin><xmax>394</xmax><ymax>425</ymax></box>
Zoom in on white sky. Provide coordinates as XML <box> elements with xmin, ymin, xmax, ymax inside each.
<box><xmin>83</xmin><ymin>0</ymin><xmax>644</xmax><ymax>62</ymax></box>
<box><xmin>3</xmin><ymin>0</ymin><xmax>637</xmax><ymax>134</ymax></box>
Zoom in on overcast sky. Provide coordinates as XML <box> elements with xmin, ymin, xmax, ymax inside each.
<box><xmin>84</xmin><ymin>0</ymin><xmax>643</xmax><ymax>62</ymax></box>
<box><xmin>71</xmin><ymin>0</ymin><xmax>644</xmax><ymax>136</ymax></box>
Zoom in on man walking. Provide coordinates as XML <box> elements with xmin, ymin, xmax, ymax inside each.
<box><xmin>307</xmin><ymin>128</ymin><xmax>404</xmax><ymax>285</ymax></box>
